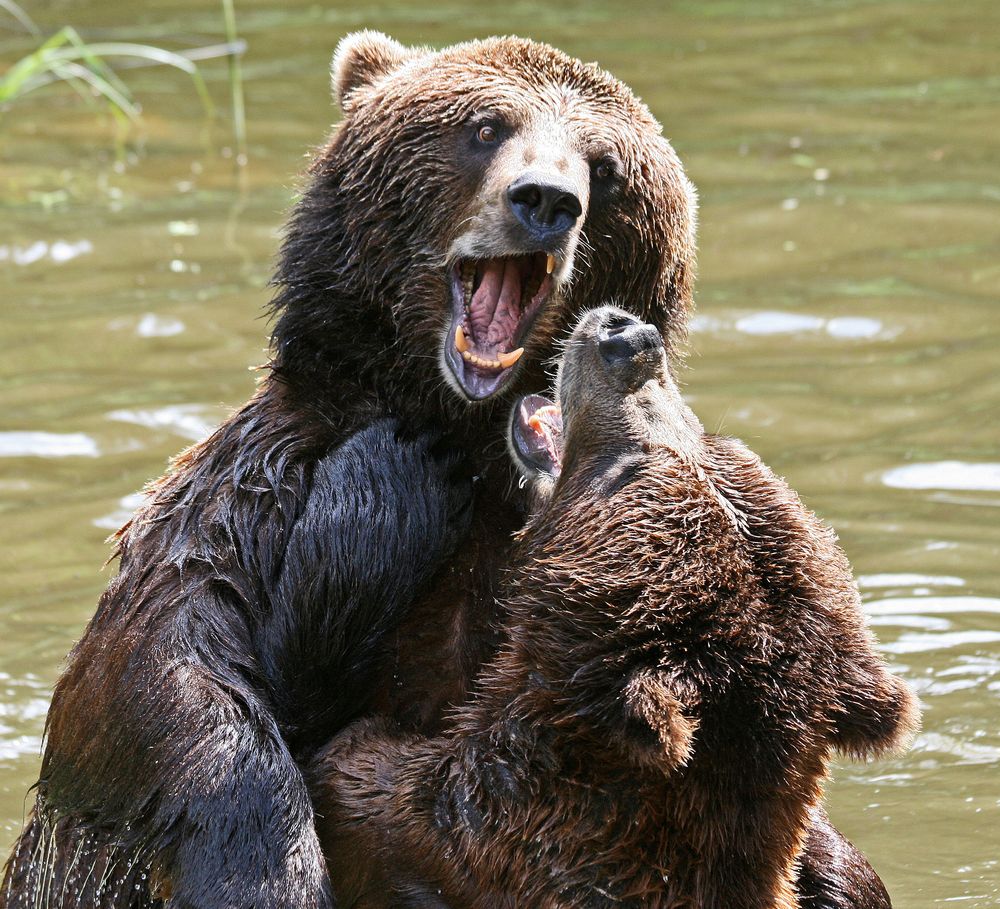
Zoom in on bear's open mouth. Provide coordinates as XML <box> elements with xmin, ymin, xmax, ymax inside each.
<box><xmin>444</xmin><ymin>253</ymin><xmax>555</xmax><ymax>400</ymax></box>
<box><xmin>511</xmin><ymin>393</ymin><xmax>563</xmax><ymax>478</ymax></box>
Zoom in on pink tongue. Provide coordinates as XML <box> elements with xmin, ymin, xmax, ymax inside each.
<box><xmin>470</xmin><ymin>259</ymin><xmax>522</xmax><ymax>349</ymax></box>
<box><xmin>488</xmin><ymin>260</ymin><xmax>522</xmax><ymax>347</ymax></box>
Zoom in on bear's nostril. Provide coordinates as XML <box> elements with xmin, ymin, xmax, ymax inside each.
<box><xmin>510</xmin><ymin>183</ymin><xmax>542</xmax><ymax>211</ymax></box>
<box><xmin>598</xmin><ymin>322</ymin><xmax>663</xmax><ymax>366</ymax></box>
<box><xmin>549</xmin><ymin>189</ymin><xmax>583</xmax><ymax>222</ymax></box>
<box><xmin>602</xmin><ymin>313</ymin><xmax>641</xmax><ymax>337</ymax></box>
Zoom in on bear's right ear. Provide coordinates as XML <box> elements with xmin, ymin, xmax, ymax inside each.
<box><xmin>830</xmin><ymin>668</ymin><xmax>920</xmax><ymax>759</ymax></box>
<box><xmin>621</xmin><ymin>669</ymin><xmax>698</xmax><ymax>773</ymax></box>
<box><xmin>331</xmin><ymin>31</ymin><xmax>420</xmax><ymax>112</ymax></box>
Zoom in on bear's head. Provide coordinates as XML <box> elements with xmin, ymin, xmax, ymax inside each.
<box><xmin>511</xmin><ymin>304</ymin><xmax>700</xmax><ymax>509</ymax></box>
<box><xmin>271</xmin><ymin>33</ymin><xmax>697</xmax><ymax>416</ymax></box>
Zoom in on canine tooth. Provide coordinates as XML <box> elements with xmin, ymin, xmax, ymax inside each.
<box><xmin>455</xmin><ymin>324</ymin><xmax>469</xmax><ymax>353</ymax></box>
<box><xmin>497</xmin><ymin>347</ymin><xmax>524</xmax><ymax>369</ymax></box>
<box><xmin>546</xmin><ymin>254</ymin><xmax>556</xmax><ymax>274</ymax></box>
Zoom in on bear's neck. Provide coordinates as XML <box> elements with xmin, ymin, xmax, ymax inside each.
<box><xmin>446</xmin><ymin>601</ymin><xmax>653</xmax><ymax>783</ymax></box>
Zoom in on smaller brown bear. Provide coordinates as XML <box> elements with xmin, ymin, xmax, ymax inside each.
<box><xmin>310</xmin><ymin>306</ymin><xmax>919</xmax><ymax>909</ymax></box>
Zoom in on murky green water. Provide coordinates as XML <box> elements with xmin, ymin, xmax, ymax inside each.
<box><xmin>2</xmin><ymin>1</ymin><xmax>998</xmax><ymax>905</ymax></box>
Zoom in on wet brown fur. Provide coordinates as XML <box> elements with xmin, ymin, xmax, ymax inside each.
<box><xmin>312</xmin><ymin>308</ymin><xmax>919</xmax><ymax>909</ymax></box>
<box><xmin>1</xmin><ymin>35</ymin><xmax>697</xmax><ymax>909</ymax></box>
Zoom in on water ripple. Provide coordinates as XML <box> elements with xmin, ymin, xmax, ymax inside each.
<box><xmin>92</xmin><ymin>492</ymin><xmax>149</xmax><ymax>532</ymax></box>
<box><xmin>868</xmin><ymin>597</ymin><xmax>1000</xmax><ymax>616</ymax></box>
<box><xmin>107</xmin><ymin>404</ymin><xmax>219</xmax><ymax>442</ymax></box>
<box><xmin>859</xmin><ymin>573</ymin><xmax>966</xmax><ymax>590</ymax></box>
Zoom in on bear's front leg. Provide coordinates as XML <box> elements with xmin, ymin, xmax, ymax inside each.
<box><xmin>0</xmin><ymin>419</ymin><xmax>472</xmax><ymax>909</ymax></box>
<box><xmin>263</xmin><ymin>418</ymin><xmax>474</xmax><ymax>754</ymax></box>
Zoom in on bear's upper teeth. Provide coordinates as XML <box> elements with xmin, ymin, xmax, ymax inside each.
<box><xmin>546</xmin><ymin>253</ymin><xmax>556</xmax><ymax>275</ymax></box>
<box><xmin>497</xmin><ymin>348</ymin><xmax>523</xmax><ymax>369</ymax></box>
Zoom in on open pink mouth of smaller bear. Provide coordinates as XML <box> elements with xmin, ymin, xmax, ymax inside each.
<box><xmin>511</xmin><ymin>393</ymin><xmax>563</xmax><ymax>478</ymax></box>
<box><xmin>445</xmin><ymin>253</ymin><xmax>554</xmax><ymax>400</ymax></box>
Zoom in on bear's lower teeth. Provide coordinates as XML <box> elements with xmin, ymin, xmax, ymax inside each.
<box><xmin>459</xmin><ymin>345</ymin><xmax>524</xmax><ymax>370</ymax></box>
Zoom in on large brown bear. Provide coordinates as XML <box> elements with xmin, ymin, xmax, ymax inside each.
<box><xmin>0</xmin><ymin>34</ymin><xmax>698</xmax><ymax>909</ymax></box>
<box><xmin>311</xmin><ymin>307</ymin><xmax>920</xmax><ymax>909</ymax></box>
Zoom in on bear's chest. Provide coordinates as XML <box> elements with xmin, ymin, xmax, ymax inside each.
<box><xmin>370</xmin><ymin>497</ymin><xmax>521</xmax><ymax>733</ymax></box>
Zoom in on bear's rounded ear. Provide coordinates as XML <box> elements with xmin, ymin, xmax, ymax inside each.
<box><xmin>331</xmin><ymin>31</ymin><xmax>420</xmax><ymax>112</ymax></box>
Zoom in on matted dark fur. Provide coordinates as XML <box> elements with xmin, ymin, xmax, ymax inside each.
<box><xmin>1</xmin><ymin>35</ymin><xmax>697</xmax><ymax>909</ymax></box>
<box><xmin>311</xmin><ymin>308</ymin><xmax>919</xmax><ymax>909</ymax></box>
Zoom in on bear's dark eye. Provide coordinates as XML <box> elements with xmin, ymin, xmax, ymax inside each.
<box><xmin>477</xmin><ymin>124</ymin><xmax>499</xmax><ymax>144</ymax></box>
<box><xmin>592</xmin><ymin>157</ymin><xmax>617</xmax><ymax>182</ymax></box>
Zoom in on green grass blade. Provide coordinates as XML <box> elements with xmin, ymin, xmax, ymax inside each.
<box><xmin>51</xmin><ymin>60</ymin><xmax>139</xmax><ymax>120</ymax></box>
<box><xmin>48</xmin><ymin>60</ymin><xmax>137</xmax><ymax>123</ymax></box>
<box><xmin>0</xmin><ymin>31</ymin><xmax>215</xmax><ymax>118</ymax></box>
<box><xmin>57</xmin><ymin>27</ymin><xmax>135</xmax><ymax>102</ymax></box>
<box><xmin>0</xmin><ymin>0</ymin><xmax>40</xmax><ymax>35</ymax></box>
<box><xmin>28</xmin><ymin>42</ymin><xmax>213</xmax><ymax>115</ymax></box>
<box><xmin>0</xmin><ymin>27</ymin><xmax>74</xmax><ymax>103</ymax></box>
<box><xmin>221</xmin><ymin>0</ymin><xmax>247</xmax><ymax>166</ymax></box>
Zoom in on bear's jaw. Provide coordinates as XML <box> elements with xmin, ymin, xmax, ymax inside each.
<box><xmin>443</xmin><ymin>253</ymin><xmax>554</xmax><ymax>401</ymax></box>
<box><xmin>511</xmin><ymin>393</ymin><xmax>563</xmax><ymax>479</ymax></box>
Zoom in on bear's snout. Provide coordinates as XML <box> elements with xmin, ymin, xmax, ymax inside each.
<box><xmin>506</xmin><ymin>173</ymin><xmax>583</xmax><ymax>243</ymax></box>
<box><xmin>597</xmin><ymin>314</ymin><xmax>664</xmax><ymax>366</ymax></box>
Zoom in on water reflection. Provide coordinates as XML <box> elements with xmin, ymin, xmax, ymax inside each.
<box><xmin>136</xmin><ymin>313</ymin><xmax>186</xmax><ymax>337</ymax></box>
<box><xmin>0</xmin><ymin>432</ymin><xmax>100</xmax><ymax>458</ymax></box>
<box><xmin>0</xmin><ymin>240</ymin><xmax>93</xmax><ymax>266</ymax></box>
<box><xmin>93</xmin><ymin>492</ymin><xmax>149</xmax><ymax>531</ymax></box>
<box><xmin>693</xmin><ymin>311</ymin><xmax>889</xmax><ymax>340</ymax></box>
<box><xmin>859</xmin><ymin>574</ymin><xmax>965</xmax><ymax>590</ymax></box>
<box><xmin>883</xmin><ymin>462</ymin><xmax>1000</xmax><ymax>492</ymax></box>
<box><xmin>0</xmin><ymin>676</ymin><xmax>48</xmax><ymax>764</ymax></box>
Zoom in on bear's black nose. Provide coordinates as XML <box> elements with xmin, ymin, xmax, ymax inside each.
<box><xmin>507</xmin><ymin>174</ymin><xmax>583</xmax><ymax>241</ymax></box>
<box><xmin>598</xmin><ymin>314</ymin><xmax>663</xmax><ymax>365</ymax></box>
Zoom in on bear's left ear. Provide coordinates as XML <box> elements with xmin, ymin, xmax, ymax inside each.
<box><xmin>331</xmin><ymin>31</ymin><xmax>422</xmax><ymax>112</ymax></box>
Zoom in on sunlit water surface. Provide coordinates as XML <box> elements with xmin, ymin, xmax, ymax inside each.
<box><xmin>2</xmin><ymin>1</ymin><xmax>998</xmax><ymax>905</ymax></box>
